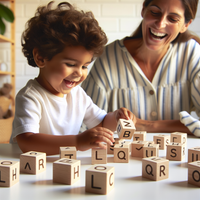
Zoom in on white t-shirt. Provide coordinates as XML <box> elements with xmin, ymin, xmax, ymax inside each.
<box><xmin>11</xmin><ymin>79</ymin><xmax>107</xmax><ymax>143</ymax></box>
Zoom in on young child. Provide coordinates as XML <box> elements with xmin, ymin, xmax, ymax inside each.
<box><xmin>10</xmin><ymin>1</ymin><xmax>136</xmax><ymax>155</ymax></box>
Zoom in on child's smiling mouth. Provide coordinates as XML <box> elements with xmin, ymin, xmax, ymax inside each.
<box><xmin>64</xmin><ymin>79</ymin><xmax>76</xmax><ymax>88</ymax></box>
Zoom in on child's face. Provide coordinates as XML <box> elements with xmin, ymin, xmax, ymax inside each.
<box><xmin>37</xmin><ymin>45</ymin><xmax>93</xmax><ymax>97</ymax></box>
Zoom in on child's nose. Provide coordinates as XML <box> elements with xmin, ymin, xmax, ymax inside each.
<box><xmin>74</xmin><ymin>67</ymin><xmax>82</xmax><ymax>76</ymax></box>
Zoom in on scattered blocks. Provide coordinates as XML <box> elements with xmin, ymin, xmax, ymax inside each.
<box><xmin>188</xmin><ymin>147</ymin><xmax>200</xmax><ymax>163</ymax></box>
<box><xmin>166</xmin><ymin>143</ymin><xmax>185</xmax><ymax>161</ymax></box>
<box><xmin>188</xmin><ymin>161</ymin><xmax>200</xmax><ymax>187</ymax></box>
<box><xmin>85</xmin><ymin>165</ymin><xmax>114</xmax><ymax>194</ymax></box>
<box><xmin>153</xmin><ymin>134</ymin><xmax>170</xmax><ymax>150</ymax></box>
<box><xmin>171</xmin><ymin>132</ymin><xmax>187</xmax><ymax>145</ymax></box>
<box><xmin>53</xmin><ymin>158</ymin><xmax>80</xmax><ymax>185</ymax></box>
<box><xmin>0</xmin><ymin>160</ymin><xmax>20</xmax><ymax>187</ymax></box>
<box><xmin>116</xmin><ymin>119</ymin><xmax>135</xmax><ymax>139</ymax></box>
<box><xmin>143</xmin><ymin>144</ymin><xmax>159</xmax><ymax>158</ymax></box>
<box><xmin>114</xmin><ymin>143</ymin><xmax>130</xmax><ymax>163</ymax></box>
<box><xmin>142</xmin><ymin>157</ymin><xmax>169</xmax><ymax>181</ymax></box>
<box><xmin>92</xmin><ymin>147</ymin><xmax>107</xmax><ymax>165</ymax></box>
<box><xmin>20</xmin><ymin>151</ymin><xmax>46</xmax><ymax>174</ymax></box>
<box><xmin>131</xmin><ymin>141</ymin><xmax>148</xmax><ymax>158</ymax></box>
<box><xmin>60</xmin><ymin>147</ymin><xmax>76</xmax><ymax>159</ymax></box>
<box><xmin>133</xmin><ymin>131</ymin><xmax>146</xmax><ymax>141</ymax></box>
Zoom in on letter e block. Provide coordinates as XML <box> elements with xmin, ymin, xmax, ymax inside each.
<box><xmin>0</xmin><ymin>160</ymin><xmax>19</xmax><ymax>187</ymax></box>
<box><xmin>131</xmin><ymin>141</ymin><xmax>148</xmax><ymax>157</ymax></box>
<box><xmin>143</xmin><ymin>144</ymin><xmax>159</xmax><ymax>158</ymax></box>
<box><xmin>20</xmin><ymin>151</ymin><xmax>46</xmax><ymax>174</ymax></box>
<box><xmin>60</xmin><ymin>147</ymin><xmax>76</xmax><ymax>159</ymax></box>
<box><xmin>85</xmin><ymin>165</ymin><xmax>114</xmax><ymax>194</ymax></box>
<box><xmin>171</xmin><ymin>132</ymin><xmax>187</xmax><ymax>145</ymax></box>
<box><xmin>92</xmin><ymin>147</ymin><xmax>107</xmax><ymax>165</ymax></box>
<box><xmin>133</xmin><ymin>131</ymin><xmax>146</xmax><ymax>141</ymax></box>
<box><xmin>142</xmin><ymin>157</ymin><xmax>169</xmax><ymax>181</ymax></box>
<box><xmin>188</xmin><ymin>147</ymin><xmax>200</xmax><ymax>163</ymax></box>
<box><xmin>166</xmin><ymin>143</ymin><xmax>185</xmax><ymax>161</ymax></box>
<box><xmin>53</xmin><ymin>158</ymin><xmax>80</xmax><ymax>185</ymax></box>
<box><xmin>153</xmin><ymin>134</ymin><xmax>170</xmax><ymax>150</ymax></box>
<box><xmin>188</xmin><ymin>161</ymin><xmax>200</xmax><ymax>187</ymax></box>
<box><xmin>114</xmin><ymin>143</ymin><xmax>130</xmax><ymax>163</ymax></box>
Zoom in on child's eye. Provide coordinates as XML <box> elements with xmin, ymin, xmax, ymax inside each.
<box><xmin>82</xmin><ymin>66</ymin><xmax>88</xmax><ymax>69</ymax></box>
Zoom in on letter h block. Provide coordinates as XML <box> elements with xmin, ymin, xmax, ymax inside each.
<box><xmin>188</xmin><ymin>161</ymin><xmax>200</xmax><ymax>187</ymax></box>
<box><xmin>85</xmin><ymin>165</ymin><xmax>115</xmax><ymax>194</ymax></box>
<box><xmin>188</xmin><ymin>147</ymin><xmax>200</xmax><ymax>163</ymax></box>
<box><xmin>153</xmin><ymin>134</ymin><xmax>170</xmax><ymax>150</ymax></box>
<box><xmin>60</xmin><ymin>146</ymin><xmax>77</xmax><ymax>159</ymax></box>
<box><xmin>92</xmin><ymin>147</ymin><xmax>107</xmax><ymax>165</ymax></box>
<box><xmin>116</xmin><ymin>119</ymin><xmax>135</xmax><ymax>140</ymax></box>
<box><xmin>166</xmin><ymin>143</ymin><xmax>185</xmax><ymax>161</ymax></box>
<box><xmin>20</xmin><ymin>151</ymin><xmax>46</xmax><ymax>174</ymax></box>
<box><xmin>142</xmin><ymin>157</ymin><xmax>169</xmax><ymax>181</ymax></box>
<box><xmin>0</xmin><ymin>160</ymin><xmax>19</xmax><ymax>187</ymax></box>
<box><xmin>114</xmin><ymin>143</ymin><xmax>130</xmax><ymax>163</ymax></box>
<box><xmin>53</xmin><ymin>158</ymin><xmax>80</xmax><ymax>185</ymax></box>
<box><xmin>133</xmin><ymin>131</ymin><xmax>146</xmax><ymax>141</ymax></box>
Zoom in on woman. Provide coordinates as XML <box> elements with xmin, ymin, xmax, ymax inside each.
<box><xmin>82</xmin><ymin>0</ymin><xmax>200</xmax><ymax>137</ymax></box>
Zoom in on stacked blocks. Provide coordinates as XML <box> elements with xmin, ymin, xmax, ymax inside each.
<box><xmin>188</xmin><ymin>161</ymin><xmax>200</xmax><ymax>187</ymax></box>
<box><xmin>60</xmin><ymin>147</ymin><xmax>77</xmax><ymax>159</ymax></box>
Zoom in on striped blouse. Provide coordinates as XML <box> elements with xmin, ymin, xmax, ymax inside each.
<box><xmin>81</xmin><ymin>38</ymin><xmax>200</xmax><ymax>136</ymax></box>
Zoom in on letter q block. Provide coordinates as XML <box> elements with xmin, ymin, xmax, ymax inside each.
<box><xmin>0</xmin><ymin>160</ymin><xmax>19</xmax><ymax>187</ymax></box>
<box><xmin>114</xmin><ymin>143</ymin><xmax>130</xmax><ymax>163</ymax></box>
<box><xmin>85</xmin><ymin>165</ymin><xmax>115</xmax><ymax>194</ymax></box>
<box><xmin>20</xmin><ymin>151</ymin><xmax>46</xmax><ymax>174</ymax></box>
<box><xmin>188</xmin><ymin>161</ymin><xmax>200</xmax><ymax>187</ymax></box>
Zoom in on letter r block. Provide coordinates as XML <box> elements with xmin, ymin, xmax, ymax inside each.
<box><xmin>60</xmin><ymin>146</ymin><xmax>77</xmax><ymax>159</ymax></box>
<box><xmin>142</xmin><ymin>157</ymin><xmax>169</xmax><ymax>181</ymax></box>
<box><xmin>0</xmin><ymin>160</ymin><xmax>19</xmax><ymax>187</ymax></box>
<box><xmin>85</xmin><ymin>165</ymin><xmax>115</xmax><ymax>194</ymax></box>
<box><xmin>188</xmin><ymin>161</ymin><xmax>200</xmax><ymax>187</ymax></box>
<box><xmin>188</xmin><ymin>147</ymin><xmax>200</xmax><ymax>163</ymax></box>
<box><xmin>20</xmin><ymin>151</ymin><xmax>46</xmax><ymax>174</ymax></box>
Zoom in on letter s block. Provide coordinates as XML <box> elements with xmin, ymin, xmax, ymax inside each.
<box><xmin>166</xmin><ymin>143</ymin><xmax>185</xmax><ymax>161</ymax></box>
<box><xmin>188</xmin><ymin>161</ymin><xmax>200</xmax><ymax>187</ymax></box>
<box><xmin>142</xmin><ymin>157</ymin><xmax>169</xmax><ymax>181</ymax></box>
<box><xmin>20</xmin><ymin>151</ymin><xmax>46</xmax><ymax>174</ymax></box>
<box><xmin>85</xmin><ymin>165</ymin><xmax>115</xmax><ymax>194</ymax></box>
<box><xmin>0</xmin><ymin>160</ymin><xmax>19</xmax><ymax>187</ymax></box>
<box><xmin>53</xmin><ymin>158</ymin><xmax>81</xmax><ymax>185</ymax></box>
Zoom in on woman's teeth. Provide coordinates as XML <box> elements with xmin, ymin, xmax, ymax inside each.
<box><xmin>150</xmin><ymin>28</ymin><xmax>167</xmax><ymax>39</ymax></box>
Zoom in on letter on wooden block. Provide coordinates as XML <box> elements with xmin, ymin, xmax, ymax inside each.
<box><xmin>142</xmin><ymin>157</ymin><xmax>169</xmax><ymax>181</ymax></box>
<box><xmin>107</xmin><ymin>138</ymin><xmax>125</xmax><ymax>154</ymax></box>
<box><xmin>0</xmin><ymin>160</ymin><xmax>19</xmax><ymax>187</ymax></box>
<box><xmin>92</xmin><ymin>147</ymin><xmax>107</xmax><ymax>165</ymax></box>
<box><xmin>60</xmin><ymin>146</ymin><xmax>77</xmax><ymax>159</ymax></box>
<box><xmin>153</xmin><ymin>134</ymin><xmax>170</xmax><ymax>150</ymax></box>
<box><xmin>133</xmin><ymin>131</ymin><xmax>146</xmax><ymax>141</ymax></box>
<box><xmin>114</xmin><ymin>143</ymin><xmax>130</xmax><ymax>163</ymax></box>
<box><xmin>20</xmin><ymin>151</ymin><xmax>46</xmax><ymax>174</ymax></box>
<box><xmin>188</xmin><ymin>147</ymin><xmax>200</xmax><ymax>163</ymax></box>
<box><xmin>131</xmin><ymin>141</ymin><xmax>148</xmax><ymax>157</ymax></box>
<box><xmin>166</xmin><ymin>143</ymin><xmax>185</xmax><ymax>161</ymax></box>
<box><xmin>188</xmin><ymin>161</ymin><xmax>200</xmax><ymax>187</ymax></box>
<box><xmin>143</xmin><ymin>144</ymin><xmax>159</xmax><ymax>158</ymax></box>
<box><xmin>116</xmin><ymin>119</ymin><xmax>135</xmax><ymax>139</ymax></box>
<box><xmin>85</xmin><ymin>165</ymin><xmax>115</xmax><ymax>194</ymax></box>
<box><xmin>53</xmin><ymin>158</ymin><xmax>80</xmax><ymax>185</ymax></box>
<box><xmin>171</xmin><ymin>132</ymin><xmax>187</xmax><ymax>145</ymax></box>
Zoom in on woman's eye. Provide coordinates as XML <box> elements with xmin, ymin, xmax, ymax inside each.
<box><xmin>151</xmin><ymin>10</ymin><xmax>159</xmax><ymax>15</ymax></box>
<box><xmin>66</xmin><ymin>63</ymin><xmax>75</xmax><ymax>67</ymax></box>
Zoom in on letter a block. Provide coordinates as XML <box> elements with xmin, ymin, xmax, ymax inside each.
<box><xmin>60</xmin><ymin>147</ymin><xmax>76</xmax><ymax>159</ymax></box>
<box><xmin>92</xmin><ymin>147</ymin><xmax>107</xmax><ymax>165</ymax></box>
<box><xmin>114</xmin><ymin>143</ymin><xmax>130</xmax><ymax>163</ymax></box>
<box><xmin>131</xmin><ymin>141</ymin><xmax>148</xmax><ymax>157</ymax></box>
<box><xmin>171</xmin><ymin>132</ymin><xmax>187</xmax><ymax>145</ymax></box>
<box><xmin>188</xmin><ymin>161</ymin><xmax>200</xmax><ymax>187</ymax></box>
<box><xmin>20</xmin><ymin>151</ymin><xmax>46</xmax><ymax>174</ymax></box>
<box><xmin>153</xmin><ymin>134</ymin><xmax>170</xmax><ymax>150</ymax></box>
<box><xmin>188</xmin><ymin>147</ymin><xmax>200</xmax><ymax>163</ymax></box>
<box><xmin>133</xmin><ymin>131</ymin><xmax>146</xmax><ymax>141</ymax></box>
<box><xmin>116</xmin><ymin>119</ymin><xmax>135</xmax><ymax>139</ymax></box>
<box><xmin>85</xmin><ymin>165</ymin><xmax>115</xmax><ymax>194</ymax></box>
<box><xmin>166</xmin><ymin>143</ymin><xmax>185</xmax><ymax>161</ymax></box>
<box><xmin>53</xmin><ymin>158</ymin><xmax>80</xmax><ymax>185</ymax></box>
<box><xmin>142</xmin><ymin>157</ymin><xmax>169</xmax><ymax>181</ymax></box>
<box><xmin>0</xmin><ymin>160</ymin><xmax>19</xmax><ymax>187</ymax></box>
<box><xmin>143</xmin><ymin>144</ymin><xmax>159</xmax><ymax>158</ymax></box>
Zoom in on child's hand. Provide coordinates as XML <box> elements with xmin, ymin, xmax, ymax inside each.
<box><xmin>76</xmin><ymin>127</ymin><xmax>114</xmax><ymax>151</ymax></box>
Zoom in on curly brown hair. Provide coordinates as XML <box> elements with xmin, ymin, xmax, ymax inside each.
<box><xmin>22</xmin><ymin>1</ymin><xmax>108</xmax><ymax>67</ymax></box>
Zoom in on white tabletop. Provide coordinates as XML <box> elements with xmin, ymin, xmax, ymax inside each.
<box><xmin>0</xmin><ymin>133</ymin><xmax>200</xmax><ymax>200</ymax></box>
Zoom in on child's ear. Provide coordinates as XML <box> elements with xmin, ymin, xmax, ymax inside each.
<box><xmin>32</xmin><ymin>48</ymin><xmax>45</xmax><ymax>68</ymax></box>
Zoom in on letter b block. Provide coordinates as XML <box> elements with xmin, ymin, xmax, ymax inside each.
<box><xmin>20</xmin><ymin>151</ymin><xmax>46</xmax><ymax>174</ymax></box>
<box><xmin>0</xmin><ymin>160</ymin><xmax>19</xmax><ymax>187</ymax></box>
<box><xmin>188</xmin><ymin>161</ymin><xmax>200</xmax><ymax>187</ymax></box>
<box><xmin>85</xmin><ymin>165</ymin><xmax>115</xmax><ymax>194</ymax></box>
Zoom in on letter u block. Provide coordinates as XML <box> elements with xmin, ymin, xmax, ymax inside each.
<box><xmin>188</xmin><ymin>161</ymin><xmax>200</xmax><ymax>187</ymax></box>
<box><xmin>116</xmin><ymin>119</ymin><xmax>135</xmax><ymax>139</ymax></box>
<box><xmin>20</xmin><ymin>151</ymin><xmax>46</xmax><ymax>174</ymax></box>
<box><xmin>153</xmin><ymin>134</ymin><xmax>170</xmax><ymax>150</ymax></box>
<box><xmin>171</xmin><ymin>132</ymin><xmax>187</xmax><ymax>145</ymax></box>
<box><xmin>114</xmin><ymin>143</ymin><xmax>130</xmax><ymax>163</ymax></box>
<box><xmin>142</xmin><ymin>157</ymin><xmax>169</xmax><ymax>181</ymax></box>
<box><xmin>53</xmin><ymin>158</ymin><xmax>80</xmax><ymax>185</ymax></box>
<box><xmin>85</xmin><ymin>165</ymin><xmax>115</xmax><ymax>194</ymax></box>
<box><xmin>60</xmin><ymin>146</ymin><xmax>76</xmax><ymax>159</ymax></box>
<box><xmin>92</xmin><ymin>147</ymin><xmax>107</xmax><ymax>165</ymax></box>
<box><xmin>133</xmin><ymin>131</ymin><xmax>146</xmax><ymax>141</ymax></box>
<box><xmin>143</xmin><ymin>144</ymin><xmax>159</xmax><ymax>158</ymax></box>
<box><xmin>0</xmin><ymin>160</ymin><xmax>19</xmax><ymax>187</ymax></box>
<box><xmin>188</xmin><ymin>147</ymin><xmax>200</xmax><ymax>163</ymax></box>
<box><xmin>166</xmin><ymin>143</ymin><xmax>185</xmax><ymax>161</ymax></box>
<box><xmin>131</xmin><ymin>141</ymin><xmax>148</xmax><ymax>157</ymax></box>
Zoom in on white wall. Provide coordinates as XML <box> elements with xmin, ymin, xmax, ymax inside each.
<box><xmin>1</xmin><ymin>0</ymin><xmax>200</xmax><ymax>94</ymax></box>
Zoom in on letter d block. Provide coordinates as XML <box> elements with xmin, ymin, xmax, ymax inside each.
<box><xmin>166</xmin><ymin>143</ymin><xmax>185</xmax><ymax>161</ymax></box>
<box><xmin>53</xmin><ymin>158</ymin><xmax>80</xmax><ymax>185</ymax></box>
<box><xmin>188</xmin><ymin>161</ymin><xmax>200</xmax><ymax>187</ymax></box>
<box><xmin>20</xmin><ymin>151</ymin><xmax>46</xmax><ymax>174</ymax></box>
<box><xmin>0</xmin><ymin>160</ymin><xmax>19</xmax><ymax>187</ymax></box>
<box><xmin>188</xmin><ymin>147</ymin><xmax>200</xmax><ymax>163</ymax></box>
<box><xmin>142</xmin><ymin>157</ymin><xmax>169</xmax><ymax>181</ymax></box>
<box><xmin>153</xmin><ymin>134</ymin><xmax>170</xmax><ymax>150</ymax></box>
<box><xmin>116</xmin><ymin>119</ymin><xmax>135</xmax><ymax>139</ymax></box>
<box><xmin>85</xmin><ymin>165</ymin><xmax>114</xmax><ymax>194</ymax></box>
<box><xmin>60</xmin><ymin>146</ymin><xmax>76</xmax><ymax>159</ymax></box>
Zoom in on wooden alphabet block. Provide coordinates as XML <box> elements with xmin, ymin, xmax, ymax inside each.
<box><xmin>153</xmin><ymin>134</ymin><xmax>170</xmax><ymax>150</ymax></box>
<box><xmin>60</xmin><ymin>146</ymin><xmax>76</xmax><ymax>159</ymax></box>
<box><xmin>107</xmin><ymin>138</ymin><xmax>125</xmax><ymax>154</ymax></box>
<box><xmin>131</xmin><ymin>141</ymin><xmax>148</xmax><ymax>157</ymax></box>
<box><xmin>116</xmin><ymin>119</ymin><xmax>135</xmax><ymax>139</ymax></box>
<box><xmin>20</xmin><ymin>151</ymin><xmax>46</xmax><ymax>174</ymax></box>
<box><xmin>188</xmin><ymin>147</ymin><xmax>200</xmax><ymax>163</ymax></box>
<box><xmin>142</xmin><ymin>157</ymin><xmax>169</xmax><ymax>181</ymax></box>
<box><xmin>114</xmin><ymin>143</ymin><xmax>130</xmax><ymax>163</ymax></box>
<box><xmin>171</xmin><ymin>132</ymin><xmax>187</xmax><ymax>145</ymax></box>
<box><xmin>166</xmin><ymin>143</ymin><xmax>185</xmax><ymax>161</ymax></box>
<box><xmin>133</xmin><ymin>131</ymin><xmax>146</xmax><ymax>141</ymax></box>
<box><xmin>143</xmin><ymin>144</ymin><xmax>159</xmax><ymax>158</ymax></box>
<box><xmin>85</xmin><ymin>165</ymin><xmax>114</xmax><ymax>194</ymax></box>
<box><xmin>92</xmin><ymin>147</ymin><xmax>107</xmax><ymax>165</ymax></box>
<box><xmin>53</xmin><ymin>158</ymin><xmax>80</xmax><ymax>185</ymax></box>
<box><xmin>0</xmin><ymin>160</ymin><xmax>19</xmax><ymax>187</ymax></box>
<box><xmin>188</xmin><ymin>161</ymin><xmax>200</xmax><ymax>187</ymax></box>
